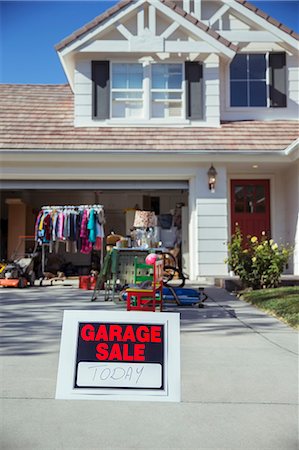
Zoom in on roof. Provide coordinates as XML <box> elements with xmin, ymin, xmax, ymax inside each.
<box><xmin>236</xmin><ymin>0</ymin><xmax>299</xmax><ymax>41</ymax></box>
<box><xmin>0</xmin><ymin>84</ymin><xmax>298</xmax><ymax>152</ymax></box>
<box><xmin>55</xmin><ymin>0</ymin><xmax>237</xmax><ymax>52</ymax></box>
<box><xmin>55</xmin><ymin>0</ymin><xmax>298</xmax><ymax>53</ymax></box>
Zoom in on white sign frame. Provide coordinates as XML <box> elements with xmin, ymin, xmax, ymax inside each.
<box><xmin>55</xmin><ymin>310</ymin><xmax>180</xmax><ymax>402</ymax></box>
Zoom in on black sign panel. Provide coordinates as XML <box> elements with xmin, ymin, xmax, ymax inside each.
<box><xmin>74</xmin><ymin>322</ymin><xmax>164</xmax><ymax>390</ymax></box>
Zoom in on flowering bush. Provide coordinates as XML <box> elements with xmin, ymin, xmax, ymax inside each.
<box><xmin>226</xmin><ymin>227</ymin><xmax>293</xmax><ymax>290</ymax></box>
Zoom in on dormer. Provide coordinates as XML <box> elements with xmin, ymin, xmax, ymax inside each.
<box><xmin>55</xmin><ymin>0</ymin><xmax>299</xmax><ymax>127</ymax></box>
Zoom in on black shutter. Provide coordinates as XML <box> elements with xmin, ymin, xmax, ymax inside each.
<box><xmin>185</xmin><ymin>62</ymin><xmax>203</xmax><ymax>120</ymax></box>
<box><xmin>269</xmin><ymin>52</ymin><xmax>287</xmax><ymax>108</ymax></box>
<box><xmin>92</xmin><ymin>61</ymin><xmax>110</xmax><ymax>119</ymax></box>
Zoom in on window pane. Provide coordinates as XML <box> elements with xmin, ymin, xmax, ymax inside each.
<box><xmin>246</xmin><ymin>185</ymin><xmax>254</xmax><ymax>213</ymax></box>
<box><xmin>127</xmin><ymin>64</ymin><xmax>143</xmax><ymax>89</ymax></box>
<box><xmin>249</xmin><ymin>81</ymin><xmax>267</xmax><ymax>106</ymax></box>
<box><xmin>234</xmin><ymin>186</ymin><xmax>245</xmax><ymax>213</ymax></box>
<box><xmin>230</xmin><ymin>54</ymin><xmax>247</xmax><ymax>79</ymax></box>
<box><xmin>112</xmin><ymin>64</ymin><xmax>143</xmax><ymax>89</ymax></box>
<box><xmin>152</xmin><ymin>65</ymin><xmax>166</xmax><ymax>89</ymax></box>
<box><xmin>112</xmin><ymin>64</ymin><xmax>127</xmax><ymax>89</ymax></box>
<box><xmin>112</xmin><ymin>99</ymin><xmax>143</xmax><ymax>118</ymax></box>
<box><xmin>255</xmin><ymin>185</ymin><xmax>266</xmax><ymax>213</ymax></box>
<box><xmin>168</xmin><ymin>103</ymin><xmax>182</xmax><ymax>117</ymax></box>
<box><xmin>249</xmin><ymin>54</ymin><xmax>266</xmax><ymax>80</ymax></box>
<box><xmin>152</xmin><ymin>64</ymin><xmax>182</xmax><ymax>89</ymax></box>
<box><xmin>151</xmin><ymin>93</ymin><xmax>182</xmax><ymax>118</ymax></box>
<box><xmin>168</xmin><ymin>64</ymin><xmax>182</xmax><ymax>89</ymax></box>
<box><xmin>152</xmin><ymin>92</ymin><xmax>181</xmax><ymax>100</ymax></box>
<box><xmin>231</xmin><ymin>81</ymin><xmax>248</xmax><ymax>106</ymax></box>
<box><xmin>112</xmin><ymin>92</ymin><xmax>143</xmax><ymax>100</ymax></box>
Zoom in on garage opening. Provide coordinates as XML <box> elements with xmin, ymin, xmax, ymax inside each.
<box><xmin>0</xmin><ymin>181</ymin><xmax>189</xmax><ymax>279</ymax></box>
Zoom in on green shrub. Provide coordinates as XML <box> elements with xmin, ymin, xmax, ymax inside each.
<box><xmin>226</xmin><ymin>227</ymin><xmax>293</xmax><ymax>290</ymax></box>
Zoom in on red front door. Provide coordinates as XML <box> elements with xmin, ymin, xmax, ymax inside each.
<box><xmin>231</xmin><ymin>179</ymin><xmax>271</xmax><ymax>238</ymax></box>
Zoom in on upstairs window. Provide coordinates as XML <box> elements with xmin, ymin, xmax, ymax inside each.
<box><xmin>151</xmin><ymin>64</ymin><xmax>183</xmax><ymax>118</ymax></box>
<box><xmin>92</xmin><ymin>60</ymin><xmax>203</xmax><ymax>121</ymax></box>
<box><xmin>230</xmin><ymin>54</ymin><xmax>267</xmax><ymax>107</ymax></box>
<box><xmin>230</xmin><ymin>52</ymin><xmax>286</xmax><ymax>108</ymax></box>
<box><xmin>111</xmin><ymin>63</ymin><xmax>143</xmax><ymax>118</ymax></box>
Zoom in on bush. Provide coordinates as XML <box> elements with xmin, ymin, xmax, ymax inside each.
<box><xmin>226</xmin><ymin>227</ymin><xmax>293</xmax><ymax>290</ymax></box>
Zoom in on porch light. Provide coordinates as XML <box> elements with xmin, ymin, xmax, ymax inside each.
<box><xmin>207</xmin><ymin>164</ymin><xmax>217</xmax><ymax>193</ymax></box>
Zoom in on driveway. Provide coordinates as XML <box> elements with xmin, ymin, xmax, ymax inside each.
<box><xmin>1</xmin><ymin>285</ymin><xmax>298</xmax><ymax>450</ymax></box>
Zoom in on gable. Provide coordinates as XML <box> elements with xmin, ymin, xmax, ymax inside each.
<box><xmin>56</xmin><ymin>0</ymin><xmax>236</xmax><ymax>56</ymax></box>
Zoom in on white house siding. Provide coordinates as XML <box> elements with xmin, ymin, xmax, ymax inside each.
<box><xmin>221</xmin><ymin>54</ymin><xmax>299</xmax><ymax>121</ymax></box>
<box><xmin>74</xmin><ymin>59</ymin><xmax>92</xmax><ymax>126</ymax></box>
<box><xmin>203</xmin><ymin>54</ymin><xmax>221</xmax><ymax>126</ymax></box>
<box><xmin>283</xmin><ymin>162</ymin><xmax>299</xmax><ymax>275</ymax></box>
<box><xmin>191</xmin><ymin>167</ymin><xmax>228</xmax><ymax>279</ymax></box>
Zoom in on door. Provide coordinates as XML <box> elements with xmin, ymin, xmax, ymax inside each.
<box><xmin>231</xmin><ymin>180</ymin><xmax>270</xmax><ymax>238</ymax></box>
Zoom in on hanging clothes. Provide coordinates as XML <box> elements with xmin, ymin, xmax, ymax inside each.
<box><xmin>35</xmin><ymin>205</ymin><xmax>105</xmax><ymax>255</ymax></box>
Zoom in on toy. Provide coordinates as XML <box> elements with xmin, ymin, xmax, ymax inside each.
<box><xmin>145</xmin><ymin>253</ymin><xmax>157</xmax><ymax>265</ymax></box>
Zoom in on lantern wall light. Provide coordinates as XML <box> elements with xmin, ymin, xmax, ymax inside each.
<box><xmin>207</xmin><ymin>164</ymin><xmax>217</xmax><ymax>193</ymax></box>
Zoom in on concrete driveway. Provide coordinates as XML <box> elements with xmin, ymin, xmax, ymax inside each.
<box><xmin>1</xmin><ymin>285</ymin><xmax>298</xmax><ymax>450</ymax></box>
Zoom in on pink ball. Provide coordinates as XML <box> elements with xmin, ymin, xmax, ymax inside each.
<box><xmin>145</xmin><ymin>253</ymin><xmax>157</xmax><ymax>265</ymax></box>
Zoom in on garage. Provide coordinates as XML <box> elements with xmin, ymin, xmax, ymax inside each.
<box><xmin>0</xmin><ymin>180</ymin><xmax>189</xmax><ymax>279</ymax></box>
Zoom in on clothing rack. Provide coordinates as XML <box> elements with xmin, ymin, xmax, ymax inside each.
<box><xmin>41</xmin><ymin>204</ymin><xmax>104</xmax><ymax>210</ymax></box>
<box><xmin>37</xmin><ymin>204</ymin><xmax>105</xmax><ymax>275</ymax></box>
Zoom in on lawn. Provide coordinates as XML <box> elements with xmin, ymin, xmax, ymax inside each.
<box><xmin>241</xmin><ymin>287</ymin><xmax>299</xmax><ymax>329</ymax></box>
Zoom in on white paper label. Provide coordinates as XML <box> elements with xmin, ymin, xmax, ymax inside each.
<box><xmin>77</xmin><ymin>362</ymin><xmax>162</xmax><ymax>388</ymax></box>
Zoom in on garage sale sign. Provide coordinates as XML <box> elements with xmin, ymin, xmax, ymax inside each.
<box><xmin>55</xmin><ymin>311</ymin><xmax>180</xmax><ymax>401</ymax></box>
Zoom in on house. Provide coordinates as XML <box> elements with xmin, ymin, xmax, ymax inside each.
<box><xmin>0</xmin><ymin>0</ymin><xmax>298</xmax><ymax>281</ymax></box>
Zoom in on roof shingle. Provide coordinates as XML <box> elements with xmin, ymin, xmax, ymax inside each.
<box><xmin>0</xmin><ymin>84</ymin><xmax>298</xmax><ymax>152</ymax></box>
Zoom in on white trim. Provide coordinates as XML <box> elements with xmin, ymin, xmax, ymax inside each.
<box><xmin>194</xmin><ymin>0</ymin><xmax>202</xmax><ymax>20</ymax></box>
<box><xmin>161</xmin><ymin>22</ymin><xmax>180</xmax><ymax>40</ymax></box>
<box><xmin>223</xmin><ymin>0</ymin><xmax>299</xmax><ymax>52</ymax></box>
<box><xmin>149</xmin><ymin>0</ymin><xmax>235</xmax><ymax>58</ymax></box>
<box><xmin>0</xmin><ymin>180</ymin><xmax>189</xmax><ymax>190</ymax></box>
<box><xmin>220</xmin><ymin>31</ymin><xmax>282</xmax><ymax>43</ymax></box>
<box><xmin>209</xmin><ymin>4</ymin><xmax>230</xmax><ymax>27</ymax></box>
<box><xmin>79</xmin><ymin>40</ymin><xmax>217</xmax><ymax>54</ymax></box>
<box><xmin>137</xmin><ymin>7</ymin><xmax>145</xmax><ymax>36</ymax></box>
<box><xmin>0</xmin><ymin>149</ymin><xmax>295</xmax><ymax>157</ymax></box>
<box><xmin>148</xmin><ymin>4</ymin><xmax>156</xmax><ymax>35</ymax></box>
<box><xmin>58</xmin><ymin>0</ymin><xmax>145</xmax><ymax>56</ymax></box>
<box><xmin>116</xmin><ymin>23</ymin><xmax>133</xmax><ymax>40</ymax></box>
<box><xmin>183</xmin><ymin>0</ymin><xmax>190</xmax><ymax>14</ymax></box>
<box><xmin>285</xmin><ymin>138</ymin><xmax>299</xmax><ymax>156</ymax></box>
<box><xmin>58</xmin><ymin>0</ymin><xmax>235</xmax><ymax>58</ymax></box>
<box><xmin>188</xmin><ymin>175</ymin><xmax>198</xmax><ymax>281</ymax></box>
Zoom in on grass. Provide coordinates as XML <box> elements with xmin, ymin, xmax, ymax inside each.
<box><xmin>241</xmin><ymin>287</ymin><xmax>299</xmax><ymax>329</ymax></box>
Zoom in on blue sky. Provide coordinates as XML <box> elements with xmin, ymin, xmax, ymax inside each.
<box><xmin>1</xmin><ymin>0</ymin><xmax>298</xmax><ymax>84</ymax></box>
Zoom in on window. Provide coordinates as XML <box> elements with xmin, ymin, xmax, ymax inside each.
<box><xmin>151</xmin><ymin>64</ymin><xmax>183</xmax><ymax>118</ymax></box>
<box><xmin>234</xmin><ymin>184</ymin><xmax>266</xmax><ymax>214</ymax></box>
<box><xmin>111</xmin><ymin>63</ymin><xmax>143</xmax><ymax>118</ymax></box>
<box><xmin>230</xmin><ymin>54</ymin><xmax>267</xmax><ymax>107</ymax></box>
<box><xmin>229</xmin><ymin>52</ymin><xmax>287</xmax><ymax>108</ymax></box>
<box><xmin>92</xmin><ymin>60</ymin><xmax>203</xmax><ymax>121</ymax></box>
